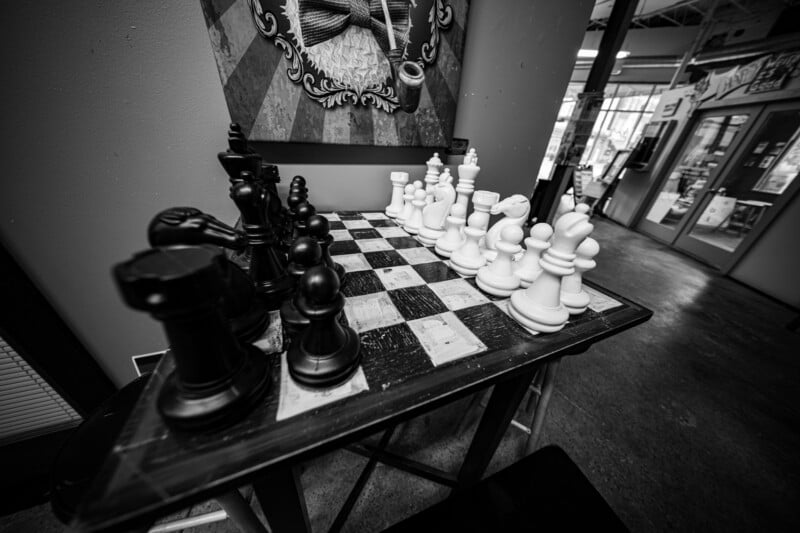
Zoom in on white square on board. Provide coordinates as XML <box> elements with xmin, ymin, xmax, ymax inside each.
<box><xmin>335</xmin><ymin>253</ymin><xmax>372</xmax><ymax>273</ymax></box>
<box><xmin>407</xmin><ymin>312</ymin><xmax>487</xmax><ymax>366</ymax></box>
<box><xmin>362</xmin><ymin>212</ymin><xmax>389</xmax><ymax>220</ymax></box>
<box><xmin>585</xmin><ymin>286</ymin><xmax>623</xmax><ymax>312</ymax></box>
<box><xmin>429</xmin><ymin>279</ymin><xmax>490</xmax><ymax>310</ymax></box>
<box><xmin>355</xmin><ymin>238</ymin><xmax>394</xmax><ymax>253</ymax></box>
<box><xmin>396</xmin><ymin>247</ymin><xmax>439</xmax><ymax>265</ymax></box>
<box><xmin>493</xmin><ymin>299</ymin><xmax>512</xmax><ymax>316</ymax></box>
<box><xmin>276</xmin><ymin>352</ymin><xmax>369</xmax><ymax>421</ymax></box>
<box><xmin>343</xmin><ymin>220</ymin><xmax>373</xmax><ymax>229</ymax></box>
<box><xmin>319</xmin><ymin>213</ymin><xmax>340</xmax><ymax>221</ymax></box>
<box><xmin>376</xmin><ymin>226</ymin><xmax>409</xmax><ymax>238</ymax></box>
<box><xmin>343</xmin><ymin>292</ymin><xmax>404</xmax><ymax>333</ymax></box>
<box><xmin>374</xmin><ymin>265</ymin><xmax>426</xmax><ymax>290</ymax></box>
<box><xmin>331</xmin><ymin>229</ymin><xmax>354</xmax><ymax>241</ymax></box>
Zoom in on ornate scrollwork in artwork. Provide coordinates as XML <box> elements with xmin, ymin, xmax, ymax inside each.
<box><xmin>421</xmin><ymin>0</ymin><xmax>453</xmax><ymax>65</ymax></box>
<box><xmin>250</xmin><ymin>0</ymin><xmax>277</xmax><ymax>38</ymax></box>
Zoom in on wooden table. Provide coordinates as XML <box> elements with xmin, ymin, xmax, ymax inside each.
<box><xmin>72</xmin><ymin>273</ymin><xmax>650</xmax><ymax>532</ymax></box>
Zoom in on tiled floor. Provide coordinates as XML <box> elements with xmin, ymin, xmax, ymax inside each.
<box><xmin>2</xmin><ymin>218</ymin><xmax>799</xmax><ymax>532</ymax></box>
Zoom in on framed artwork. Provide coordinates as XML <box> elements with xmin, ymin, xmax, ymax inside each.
<box><xmin>200</xmin><ymin>0</ymin><xmax>470</xmax><ymax>146</ymax></box>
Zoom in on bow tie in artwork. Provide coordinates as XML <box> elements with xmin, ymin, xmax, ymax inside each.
<box><xmin>201</xmin><ymin>0</ymin><xmax>469</xmax><ymax>146</ymax></box>
<box><xmin>299</xmin><ymin>0</ymin><xmax>409</xmax><ymax>52</ymax></box>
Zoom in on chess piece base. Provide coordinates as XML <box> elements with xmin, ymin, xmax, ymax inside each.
<box><xmin>333</xmin><ymin>261</ymin><xmax>347</xmax><ymax>289</ymax></box>
<box><xmin>288</xmin><ymin>326</ymin><xmax>362</xmax><ymax>388</ymax></box>
<box><xmin>509</xmin><ymin>290</ymin><xmax>569</xmax><ymax>333</ymax></box>
<box><xmin>229</xmin><ymin>299</ymin><xmax>271</xmax><ymax>344</ymax></box>
<box><xmin>417</xmin><ymin>226</ymin><xmax>444</xmax><ymax>246</ymax></box>
<box><xmin>561</xmin><ymin>290</ymin><xmax>590</xmax><ymax>315</ymax></box>
<box><xmin>157</xmin><ymin>344</ymin><xmax>271</xmax><ymax>431</ymax></box>
<box><xmin>434</xmin><ymin>237</ymin><xmax>464</xmax><ymax>258</ymax></box>
<box><xmin>476</xmin><ymin>270</ymin><xmax>520</xmax><ymax>297</ymax></box>
<box><xmin>280</xmin><ymin>299</ymin><xmax>310</xmax><ymax>340</ymax></box>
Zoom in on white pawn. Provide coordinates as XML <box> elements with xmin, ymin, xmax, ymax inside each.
<box><xmin>514</xmin><ymin>223</ymin><xmax>553</xmax><ymax>288</ymax></box>
<box><xmin>476</xmin><ymin>226</ymin><xmax>524</xmax><ymax>297</ymax></box>
<box><xmin>434</xmin><ymin>204</ymin><xmax>466</xmax><ymax>257</ymax></box>
<box><xmin>396</xmin><ymin>184</ymin><xmax>416</xmax><ymax>225</ymax></box>
<box><xmin>449</xmin><ymin>211</ymin><xmax>487</xmax><ymax>277</ymax></box>
<box><xmin>424</xmin><ymin>153</ymin><xmax>442</xmax><ymax>204</ymax></box>
<box><xmin>385</xmin><ymin>171</ymin><xmax>409</xmax><ymax>218</ymax></box>
<box><xmin>561</xmin><ymin>237</ymin><xmax>599</xmax><ymax>315</ymax></box>
<box><xmin>509</xmin><ymin>211</ymin><xmax>594</xmax><ymax>334</ymax></box>
<box><xmin>403</xmin><ymin>189</ymin><xmax>428</xmax><ymax>234</ymax></box>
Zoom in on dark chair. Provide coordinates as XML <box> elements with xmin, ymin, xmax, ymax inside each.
<box><xmin>384</xmin><ymin>445</ymin><xmax>629</xmax><ymax>532</ymax></box>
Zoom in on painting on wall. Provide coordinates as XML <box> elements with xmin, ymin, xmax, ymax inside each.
<box><xmin>200</xmin><ymin>0</ymin><xmax>470</xmax><ymax>146</ymax></box>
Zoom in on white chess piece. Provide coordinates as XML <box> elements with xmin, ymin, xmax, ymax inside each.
<box><xmin>455</xmin><ymin>148</ymin><xmax>480</xmax><ymax>212</ymax></box>
<box><xmin>483</xmin><ymin>194</ymin><xmax>531</xmax><ymax>262</ymax></box>
<box><xmin>434</xmin><ymin>204</ymin><xmax>466</xmax><ymax>257</ymax></box>
<box><xmin>476</xmin><ymin>225</ymin><xmax>524</xmax><ymax>297</ymax></box>
<box><xmin>561</xmin><ymin>237</ymin><xmax>599</xmax><ymax>315</ymax></box>
<box><xmin>449</xmin><ymin>211</ymin><xmax>487</xmax><ymax>277</ymax></box>
<box><xmin>508</xmin><ymin>211</ymin><xmax>594</xmax><ymax>333</ymax></box>
<box><xmin>403</xmin><ymin>189</ymin><xmax>428</xmax><ymax>234</ymax></box>
<box><xmin>471</xmin><ymin>190</ymin><xmax>500</xmax><ymax>233</ymax></box>
<box><xmin>418</xmin><ymin>179</ymin><xmax>457</xmax><ymax>245</ymax></box>
<box><xmin>553</xmin><ymin>193</ymin><xmax>576</xmax><ymax>222</ymax></box>
<box><xmin>396</xmin><ymin>184</ymin><xmax>416</xmax><ymax>225</ymax></box>
<box><xmin>385</xmin><ymin>172</ymin><xmax>409</xmax><ymax>218</ymax></box>
<box><xmin>438</xmin><ymin>167</ymin><xmax>453</xmax><ymax>185</ymax></box>
<box><xmin>574</xmin><ymin>203</ymin><xmax>591</xmax><ymax>216</ymax></box>
<box><xmin>514</xmin><ymin>223</ymin><xmax>553</xmax><ymax>288</ymax></box>
<box><xmin>424</xmin><ymin>153</ymin><xmax>443</xmax><ymax>204</ymax></box>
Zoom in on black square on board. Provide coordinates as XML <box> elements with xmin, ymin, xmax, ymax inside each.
<box><xmin>369</xmin><ymin>219</ymin><xmax>397</xmax><ymax>227</ymax></box>
<box><xmin>329</xmin><ymin>220</ymin><xmax>346</xmax><ymax>230</ymax></box>
<box><xmin>363</xmin><ymin>250</ymin><xmax>408</xmax><ymax>269</ymax></box>
<box><xmin>360</xmin><ymin>323</ymin><xmax>434</xmax><ymax>389</ymax></box>
<box><xmin>388</xmin><ymin>285</ymin><xmax>448</xmax><ymax>321</ymax></box>
<box><xmin>454</xmin><ymin>303</ymin><xmax>535</xmax><ymax>351</ymax></box>
<box><xmin>349</xmin><ymin>228</ymin><xmax>382</xmax><ymax>240</ymax></box>
<box><xmin>338</xmin><ymin>212</ymin><xmax>363</xmax><ymax>220</ymax></box>
<box><xmin>412</xmin><ymin>261</ymin><xmax>461</xmax><ymax>284</ymax></box>
<box><xmin>330</xmin><ymin>240</ymin><xmax>360</xmax><ymax>256</ymax></box>
<box><xmin>386</xmin><ymin>236</ymin><xmax>423</xmax><ymax>249</ymax></box>
<box><xmin>341</xmin><ymin>270</ymin><xmax>385</xmax><ymax>297</ymax></box>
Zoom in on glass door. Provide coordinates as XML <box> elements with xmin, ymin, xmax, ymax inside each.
<box><xmin>637</xmin><ymin>109</ymin><xmax>756</xmax><ymax>243</ymax></box>
<box><xmin>673</xmin><ymin>102</ymin><xmax>800</xmax><ymax>269</ymax></box>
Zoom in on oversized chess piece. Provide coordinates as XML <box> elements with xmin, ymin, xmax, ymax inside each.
<box><xmin>417</xmin><ymin>178</ymin><xmax>457</xmax><ymax>245</ymax></box>
<box><xmin>113</xmin><ymin>245</ymin><xmax>271</xmax><ymax>430</ymax></box>
<box><xmin>574</xmin><ymin>203</ymin><xmax>591</xmax><ymax>216</ymax></box>
<box><xmin>438</xmin><ymin>167</ymin><xmax>454</xmax><ymax>185</ymax></box>
<box><xmin>449</xmin><ymin>211</ymin><xmax>487</xmax><ymax>277</ymax></box>
<box><xmin>280</xmin><ymin>237</ymin><xmax>323</xmax><ymax>337</ymax></box>
<box><xmin>476</xmin><ymin>226</ymin><xmax>524</xmax><ymax>297</ymax></box>
<box><xmin>395</xmin><ymin>183</ymin><xmax>416</xmax><ymax>226</ymax></box>
<box><xmin>484</xmin><ymin>194</ymin><xmax>531</xmax><ymax>262</ymax></box>
<box><xmin>471</xmin><ymin>190</ymin><xmax>500</xmax><ymax>233</ymax></box>
<box><xmin>308</xmin><ymin>214</ymin><xmax>346</xmax><ymax>287</ymax></box>
<box><xmin>385</xmin><ymin>172</ymin><xmax>409</xmax><ymax>218</ymax></box>
<box><xmin>293</xmin><ymin>202</ymin><xmax>317</xmax><ymax>240</ymax></box>
<box><xmin>560</xmin><ymin>237</ymin><xmax>599</xmax><ymax>315</ymax></box>
<box><xmin>230</xmin><ymin>172</ymin><xmax>293</xmax><ymax>309</ymax></box>
<box><xmin>456</xmin><ymin>148</ymin><xmax>480</xmax><ymax>211</ymax></box>
<box><xmin>260</xmin><ymin>163</ymin><xmax>285</xmax><ymax>236</ymax></box>
<box><xmin>217</xmin><ymin>123</ymin><xmax>261</xmax><ymax>184</ymax></box>
<box><xmin>553</xmin><ymin>193</ymin><xmax>576</xmax><ymax>222</ymax></box>
<box><xmin>288</xmin><ymin>265</ymin><xmax>361</xmax><ymax>388</ymax></box>
<box><xmin>403</xmin><ymin>189</ymin><xmax>427</xmax><ymax>234</ymax></box>
<box><xmin>434</xmin><ymin>204</ymin><xmax>467</xmax><ymax>258</ymax></box>
<box><xmin>509</xmin><ymin>211</ymin><xmax>594</xmax><ymax>333</ymax></box>
<box><xmin>514</xmin><ymin>223</ymin><xmax>554</xmax><ymax>288</ymax></box>
<box><xmin>147</xmin><ymin>207</ymin><xmax>269</xmax><ymax>342</ymax></box>
<box><xmin>424</xmin><ymin>153</ymin><xmax>443</xmax><ymax>204</ymax></box>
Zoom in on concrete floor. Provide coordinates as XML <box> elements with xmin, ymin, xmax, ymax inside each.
<box><xmin>3</xmin><ymin>218</ymin><xmax>799</xmax><ymax>532</ymax></box>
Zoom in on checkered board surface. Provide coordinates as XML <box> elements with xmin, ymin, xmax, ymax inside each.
<box><xmin>320</xmin><ymin>211</ymin><xmax>622</xmax><ymax>373</ymax></box>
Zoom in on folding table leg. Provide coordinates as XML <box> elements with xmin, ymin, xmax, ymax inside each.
<box><xmin>253</xmin><ymin>463</ymin><xmax>310</xmax><ymax>533</ymax></box>
<box><xmin>216</xmin><ymin>490</ymin><xmax>269</xmax><ymax>533</ymax></box>
<box><xmin>524</xmin><ymin>359</ymin><xmax>561</xmax><ymax>455</ymax></box>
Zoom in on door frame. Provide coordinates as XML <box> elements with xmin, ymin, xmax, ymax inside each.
<box><xmin>635</xmin><ymin>105</ymin><xmax>764</xmax><ymax>244</ymax></box>
<box><xmin>673</xmin><ymin>99</ymin><xmax>800</xmax><ymax>272</ymax></box>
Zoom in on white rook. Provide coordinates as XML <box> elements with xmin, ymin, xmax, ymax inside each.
<box><xmin>385</xmin><ymin>171</ymin><xmax>409</xmax><ymax>218</ymax></box>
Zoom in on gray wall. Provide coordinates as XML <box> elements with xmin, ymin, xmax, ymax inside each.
<box><xmin>0</xmin><ymin>0</ymin><xmax>593</xmax><ymax>385</ymax></box>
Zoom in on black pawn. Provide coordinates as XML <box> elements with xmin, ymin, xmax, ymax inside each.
<box><xmin>307</xmin><ymin>215</ymin><xmax>346</xmax><ymax>287</ymax></box>
<box><xmin>279</xmin><ymin>237</ymin><xmax>322</xmax><ymax>337</ymax></box>
<box><xmin>288</xmin><ymin>265</ymin><xmax>361</xmax><ymax>387</ymax></box>
<box><xmin>230</xmin><ymin>171</ymin><xmax>292</xmax><ymax>309</ymax></box>
<box><xmin>113</xmin><ymin>245</ymin><xmax>271</xmax><ymax>430</ymax></box>
<box><xmin>294</xmin><ymin>202</ymin><xmax>316</xmax><ymax>240</ymax></box>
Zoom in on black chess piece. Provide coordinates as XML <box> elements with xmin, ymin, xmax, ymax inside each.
<box><xmin>293</xmin><ymin>202</ymin><xmax>316</xmax><ymax>240</ymax></box>
<box><xmin>113</xmin><ymin>245</ymin><xmax>271</xmax><ymax>430</ymax></box>
<box><xmin>218</xmin><ymin>123</ymin><xmax>261</xmax><ymax>184</ymax></box>
<box><xmin>307</xmin><ymin>215</ymin><xmax>346</xmax><ymax>287</ymax></box>
<box><xmin>279</xmin><ymin>237</ymin><xmax>322</xmax><ymax>338</ymax></box>
<box><xmin>260</xmin><ymin>162</ymin><xmax>286</xmax><ymax>238</ymax></box>
<box><xmin>147</xmin><ymin>207</ymin><xmax>269</xmax><ymax>343</ymax></box>
<box><xmin>288</xmin><ymin>265</ymin><xmax>361</xmax><ymax>387</ymax></box>
<box><xmin>230</xmin><ymin>171</ymin><xmax>293</xmax><ymax>309</ymax></box>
